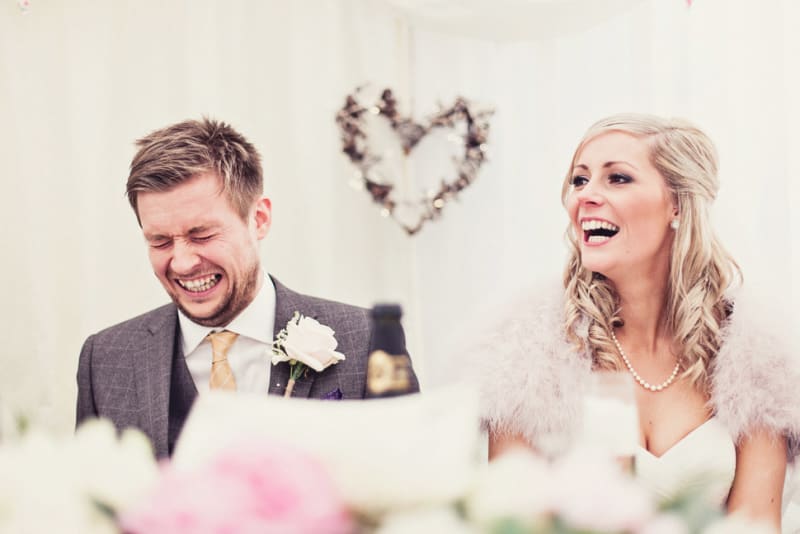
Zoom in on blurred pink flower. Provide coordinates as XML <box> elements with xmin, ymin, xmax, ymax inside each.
<box><xmin>120</xmin><ymin>440</ymin><xmax>352</xmax><ymax>534</ymax></box>
<box><xmin>549</xmin><ymin>448</ymin><xmax>654</xmax><ymax>532</ymax></box>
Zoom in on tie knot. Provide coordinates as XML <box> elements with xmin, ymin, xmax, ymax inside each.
<box><xmin>207</xmin><ymin>330</ymin><xmax>238</xmax><ymax>363</ymax></box>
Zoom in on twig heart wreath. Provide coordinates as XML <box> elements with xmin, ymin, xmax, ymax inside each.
<box><xmin>335</xmin><ymin>87</ymin><xmax>493</xmax><ymax>235</ymax></box>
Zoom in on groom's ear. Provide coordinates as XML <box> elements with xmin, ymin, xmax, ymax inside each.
<box><xmin>253</xmin><ymin>197</ymin><xmax>271</xmax><ymax>239</ymax></box>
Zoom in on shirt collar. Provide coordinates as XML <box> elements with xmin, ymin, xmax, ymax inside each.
<box><xmin>178</xmin><ymin>274</ymin><xmax>277</xmax><ymax>356</ymax></box>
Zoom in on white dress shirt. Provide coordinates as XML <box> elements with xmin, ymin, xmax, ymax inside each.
<box><xmin>179</xmin><ymin>275</ymin><xmax>276</xmax><ymax>394</ymax></box>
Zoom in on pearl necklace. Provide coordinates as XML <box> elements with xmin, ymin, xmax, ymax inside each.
<box><xmin>610</xmin><ymin>330</ymin><xmax>680</xmax><ymax>392</ymax></box>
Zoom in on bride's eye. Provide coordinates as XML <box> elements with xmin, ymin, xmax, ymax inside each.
<box><xmin>609</xmin><ymin>173</ymin><xmax>632</xmax><ymax>184</ymax></box>
<box><xmin>571</xmin><ymin>175</ymin><xmax>588</xmax><ymax>187</ymax></box>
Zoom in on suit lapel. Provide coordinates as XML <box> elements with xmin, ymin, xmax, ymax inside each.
<box><xmin>134</xmin><ymin>305</ymin><xmax>178</xmax><ymax>458</ymax></box>
<box><xmin>269</xmin><ymin>277</ymin><xmax>317</xmax><ymax>399</ymax></box>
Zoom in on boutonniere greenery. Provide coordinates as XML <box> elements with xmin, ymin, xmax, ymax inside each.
<box><xmin>271</xmin><ymin>312</ymin><xmax>346</xmax><ymax>397</ymax></box>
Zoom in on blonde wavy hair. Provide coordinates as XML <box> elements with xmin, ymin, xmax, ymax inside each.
<box><xmin>560</xmin><ymin>113</ymin><xmax>740</xmax><ymax>389</ymax></box>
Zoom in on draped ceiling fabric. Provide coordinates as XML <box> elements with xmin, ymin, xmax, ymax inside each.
<box><xmin>377</xmin><ymin>0</ymin><xmax>647</xmax><ymax>41</ymax></box>
<box><xmin>0</xmin><ymin>0</ymin><xmax>797</xmax><ymax>438</ymax></box>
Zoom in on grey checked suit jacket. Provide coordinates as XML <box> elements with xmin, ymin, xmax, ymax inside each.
<box><xmin>76</xmin><ymin>277</ymin><xmax>419</xmax><ymax>458</ymax></box>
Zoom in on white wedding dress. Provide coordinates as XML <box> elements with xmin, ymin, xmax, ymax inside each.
<box><xmin>635</xmin><ymin>417</ymin><xmax>800</xmax><ymax>533</ymax></box>
<box><xmin>635</xmin><ymin>417</ymin><xmax>736</xmax><ymax>507</ymax></box>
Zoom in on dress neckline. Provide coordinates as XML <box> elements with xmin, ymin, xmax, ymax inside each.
<box><xmin>638</xmin><ymin>417</ymin><xmax>719</xmax><ymax>460</ymax></box>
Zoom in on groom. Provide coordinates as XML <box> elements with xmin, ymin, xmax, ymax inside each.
<box><xmin>76</xmin><ymin>118</ymin><xmax>419</xmax><ymax>457</ymax></box>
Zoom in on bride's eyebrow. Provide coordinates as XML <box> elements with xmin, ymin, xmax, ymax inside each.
<box><xmin>603</xmin><ymin>160</ymin><xmax>639</xmax><ymax>170</ymax></box>
<box><xmin>573</xmin><ymin>160</ymin><xmax>640</xmax><ymax>173</ymax></box>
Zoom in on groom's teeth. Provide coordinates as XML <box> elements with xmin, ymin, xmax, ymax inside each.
<box><xmin>178</xmin><ymin>275</ymin><xmax>219</xmax><ymax>293</ymax></box>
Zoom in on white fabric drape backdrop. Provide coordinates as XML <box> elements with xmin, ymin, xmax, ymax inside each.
<box><xmin>401</xmin><ymin>0</ymin><xmax>800</xmax><ymax>385</ymax></box>
<box><xmin>0</xmin><ymin>0</ymin><xmax>421</xmax><ymax>431</ymax></box>
<box><xmin>0</xmin><ymin>0</ymin><xmax>797</xmax><ymax>437</ymax></box>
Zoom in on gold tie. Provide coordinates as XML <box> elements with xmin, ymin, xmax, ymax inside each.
<box><xmin>207</xmin><ymin>330</ymin><xmax>238</xmax><ymax>391</ymax></box>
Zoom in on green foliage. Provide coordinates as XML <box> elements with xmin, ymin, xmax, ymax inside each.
<box><xmin>658</xmin><ymin>480</ymin><xmax>723</xmax><ymax>534</ymax></box>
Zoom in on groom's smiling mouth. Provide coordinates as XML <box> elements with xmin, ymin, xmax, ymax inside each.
<box><xmin>176</xmin><ymin>274</ymin><xmax>222</xmax><ymax>294</ymax></box>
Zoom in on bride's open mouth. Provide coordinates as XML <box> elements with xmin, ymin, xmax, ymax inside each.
<box><xmin>581</xmin><ymin>219</ymin><xmax>619</xmax><ymax>245</ymax></box>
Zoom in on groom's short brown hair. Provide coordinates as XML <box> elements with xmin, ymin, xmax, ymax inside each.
<box><xmin>126</xmin><ymin>117</ymin><xmax>263</xmax><ymax>225</ymax></box>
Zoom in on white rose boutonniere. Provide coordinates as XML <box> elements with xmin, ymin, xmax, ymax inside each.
<box><xmin>272</xmin><ymin>312</ymin><xmax>346</xmax><ymax>397</ymax></box>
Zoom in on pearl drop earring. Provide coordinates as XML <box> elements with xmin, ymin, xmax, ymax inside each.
<box><xmin>670</xmin><ymin>219</ymin><xmax>680</xmax><ymax>230</ymax></box>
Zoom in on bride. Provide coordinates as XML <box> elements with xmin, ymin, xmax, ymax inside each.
<box><xmin>469</xmin><ymin>114</ymin><xmax>799</xmax><ymax>530</ymax></box>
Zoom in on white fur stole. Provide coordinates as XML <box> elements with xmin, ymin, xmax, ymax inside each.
<box><xmin>463</xmin><ymin>285</ymin><xmax>800</xmax><ymax>461</ymax></box>
<box><xmin>710</xmin><ymin>290</ymin><xmax>800</xmax><ymax>460</ymax></box>
<box><xmin>460</xmin><ymin>284</ymin><xmax>592</xmax><ymax>454</ymax></box>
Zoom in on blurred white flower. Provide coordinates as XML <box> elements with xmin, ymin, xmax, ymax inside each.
<box><xmin>466</xmin><ymin>448</ymin><xmax>551</xmax><ymax>525</ymax></box>
<box><xmin>0</xmin><ymin>418</ymin><xmax>158</xmax><ymax>534</ymax></box>
<box><xmin>639</xmin><ymin>513</ymin><xmax>690</xmax><ymax>534</ymax></box>
<box><xmin>70</xmin><ymin>419</ymin><xmax>159</xmax><ymax>511</ymax></box>
<box><xmin>702</xmin><ymin>513</ymin><xmax>776</xmax><ymax>534</ymax></box>
<box><xmin>0</xmin><ymin>430</ymin><xmax>116</xmax><ymax>533</ymax></box>
<box><xmin>376</xmin><ymin>506</ymin><xmax>477</xmax><ymax>534</ymax></box>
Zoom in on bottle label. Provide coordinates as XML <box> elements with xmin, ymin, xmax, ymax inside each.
<box><xmin>366</xmin><ymin>350</ymin><xmax>412</xmax><ymax>396</ymax></box>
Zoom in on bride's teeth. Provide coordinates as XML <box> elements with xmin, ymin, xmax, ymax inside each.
<box><xmin>587</xmin><ymin>235</ymin><xmax>609</xmax><ymax>243</ymax></box>
<box><xmin>581</xmin><ymin>220</ymin><xmax>619</xmax><ymax>232</ymax></box>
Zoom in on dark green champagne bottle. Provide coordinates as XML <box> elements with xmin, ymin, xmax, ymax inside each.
<box><xmin>365</xmin><ymin>304</ymin><xmax>415</xmax><ymax>398</ymax></box>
